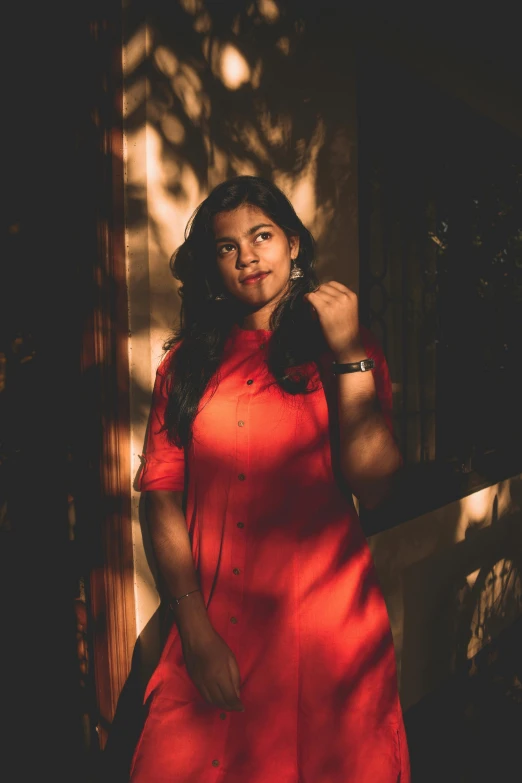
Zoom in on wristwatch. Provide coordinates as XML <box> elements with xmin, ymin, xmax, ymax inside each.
<box><xmin>331</xmin><ymin>358</ymin><xmax>375</xmax><ymax>374</ymax></box>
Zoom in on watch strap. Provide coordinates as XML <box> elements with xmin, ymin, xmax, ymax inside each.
<box><xmin>331</xmin><ymin>358</ymin><xmax>375</xmax><ymax>374</ymax></box>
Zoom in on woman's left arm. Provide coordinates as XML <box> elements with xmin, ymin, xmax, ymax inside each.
<box><xmin>304</xmin><ymin>281</ymin><xmax>402</xmax><ymax>510</ymax></box>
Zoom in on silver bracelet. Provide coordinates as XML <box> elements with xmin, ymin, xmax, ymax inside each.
<box><xmin>171</xmin><ymin>588</ymin><xmax>200</xmax><ymax>607</ymax></box>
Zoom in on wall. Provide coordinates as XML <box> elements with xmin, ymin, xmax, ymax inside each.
<box><xmin>122</xmin><ymin>0</ymin><xmax>360</xmax><ymax>671</ymax></box>
<box><xmin>369</xmin><ymin>476</ymin><xmax>522</xmax><ymax>710</ymax></box>
<box><xmin>122</xmin><ymin>0</ymin><xmax>522</xmax><ymax>712</ymax></box>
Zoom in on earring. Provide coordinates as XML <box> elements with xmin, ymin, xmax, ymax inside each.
<box><xmin>289</xmin><ymin>259</ymin><xmax>303</xmax><ymax>280</ymax></box>
<box><xmin>205</xmin><ymin>277</ymin><xmax>227</xmax><ymax>301</ymax></box>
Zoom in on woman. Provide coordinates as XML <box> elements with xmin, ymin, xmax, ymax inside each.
<box><xmin>131</xmin><ymin>175</ymin><xmax>410</xmax><ymax>782</ymax></box>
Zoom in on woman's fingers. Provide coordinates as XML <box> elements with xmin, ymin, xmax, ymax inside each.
<box><xmin>204</xmin><ymin>680</ymin><xmax>229</xmax><ymax>710</ymax></box>
<box><xmin>184</xmin><ymin>634</ymin><xmax>245</xmax><ymax>712</ymax></box>
<box><xmin>217</xmin><ymin>679</ymin><xmax>244</xmax><ymax>712</ymax></box>
<box><xmin>306</xmin><ymin>290</ymin><xmax>339</xmax><ymax>306</ymax></box>
<box><xmin>197</xmin><ymin>672</ymin><xmax>244</xmax><ymax>711</ymax></box>
<box><xmin>305</xmin><ymin>281</ymin><xmax>356</xmax><ymax>306</ymax></box>
<box><xmin>226</xmin><ymin>655</ymin><xmax>244</xmax><ymax>710</ymax></box>
<box><xmin>228</xmin><ymin>656</ymin><xmax>242</xmax><ymax>701</ymax></box>
<box><xmin>320</xmin><ymin>280</ymin><xmax>354</xmax><ymax>294</ymax></box>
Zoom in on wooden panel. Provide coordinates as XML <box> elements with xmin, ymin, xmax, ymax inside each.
<box><xmin>79</xmin><ymin>5</ymin><xmax>136</xmax><ymax>748</ymax></box>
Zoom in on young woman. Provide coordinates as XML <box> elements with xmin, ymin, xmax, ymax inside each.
<box><xmin>130</xmin><ymin>175</ymin><xmax>410</xmax><ymax>782</ymax></box>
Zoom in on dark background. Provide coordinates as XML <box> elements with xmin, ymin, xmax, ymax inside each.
<box><xmin>0</xmin><ymin>3</ymin><xmax>520</xmax><ymax>782</ymax></box>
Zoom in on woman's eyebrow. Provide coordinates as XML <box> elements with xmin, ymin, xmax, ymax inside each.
<box><xmin>215</xmin><ymin>223</ymin><xmax>274</xmax><ymax>243</ymax></box>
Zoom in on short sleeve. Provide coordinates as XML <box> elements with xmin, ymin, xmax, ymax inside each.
<box><xmin>359</xmin><ymin>326</ymin><xmax>394</xmax><ymax>435</ymax></box>
<box><xmin>137</xmin><ymin>348</ymin><xmax>185</xmax><ymax>493</ymax></box>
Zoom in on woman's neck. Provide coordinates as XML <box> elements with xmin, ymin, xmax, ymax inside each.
<box><xmin>240</xmin><ymin>313</ymin><xmax>271</xmax><ymax>331</ymax></box>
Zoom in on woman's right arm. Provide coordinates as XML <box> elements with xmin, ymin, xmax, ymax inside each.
<box><xmin>144</xmin><ymin>490</ymin><xmax>244</xmax><ymax>712</ymax></box>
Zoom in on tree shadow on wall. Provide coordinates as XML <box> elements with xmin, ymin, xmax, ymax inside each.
<box><xmin>123</xmin><ymin>0</ymin><xmax>359</xmax><ymax>276</ymax></box>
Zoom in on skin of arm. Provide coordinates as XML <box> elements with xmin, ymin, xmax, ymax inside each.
<box><xmin>332</xmin><ymin>342</ymin><xmax>401</xmax><ymax>511</ymax></box>
<box><xmin>143</xmin><ymin>489</ymin><xmax>244</xmax><ymax>711</ymax></box>
<box><xmin>144</xmin><ymin>490</ymin><xmax>210</xmax><ymax>641</ymax></box>
<box><xmin>304</xmin><ymin>281</ymin><xmax>401</xmax><ymax>511</ymax></box>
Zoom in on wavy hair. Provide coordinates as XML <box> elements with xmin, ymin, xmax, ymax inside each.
<box><xmin>162</xmin><ymin>175</ymin><xmax>328</xmax><ymax>448</ymax></box>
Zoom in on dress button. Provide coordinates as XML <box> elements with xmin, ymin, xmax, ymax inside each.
<box><xmin>230</xmin><ymin>616</ymin><xmax>238</xmax><ymax>624</ymax></box>
<box><xmin>259</xmin><ymin>343</ymin><xmax>265</xmax><ymax>349</ymax></box>
<box><xmin>238</xmin><ymin>473</ymin><xmax>245</xmax><ymax>481</ymax></box>
<box><xmin>238</xmin><ymin>420</ymin><xmax>245</xmax><ymax>427</ymax></box>
<box><xmin>237</xmin><ymin>522</ymin><xmax>244</xmax><ymax>528</ymax></box>
<box><xmin>246</xmin><ymin>379</ymin><xmax>254</xmax><ymax>385</ymax></box>
<box><xmin>219</xmin><ymin>712</ymin><xmax>227</xmax><ymax>720</ymax></box>
<box><xmin>212</xmin><ymin>759</ymin><xmax>220</xmax><ymax>767</ymax></box>
<box><xmin>233</xmin><ymin>568</ymin><xmax>241</xmax><ymax>575</ymax></box>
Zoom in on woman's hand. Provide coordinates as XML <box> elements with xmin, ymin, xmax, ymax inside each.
<box><xmin>181</xmin><ymin>626</ymin><xmax>244</xmax><ymax>712</ymax></box>
<box><xmin>304</xmin><ymin>281</ymin><xmax>364</xmax><ymax>361</ymax></box>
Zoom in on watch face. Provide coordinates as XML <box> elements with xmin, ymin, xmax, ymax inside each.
<box><xmin>361</xmin><ymin>360</ymin><xmax>374</xmax><ymax>371</ymax></box>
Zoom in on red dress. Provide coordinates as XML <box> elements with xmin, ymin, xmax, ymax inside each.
<box><xmin>131</xmin><ymin>323</ymin><xmax>410</xmax><ymax>783</ymax></box>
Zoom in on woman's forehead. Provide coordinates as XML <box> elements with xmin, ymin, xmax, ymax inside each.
<box><xmin>212</xmin><ymin>204</ymin><xmax>273</xmax><ymax>238</ymax></box>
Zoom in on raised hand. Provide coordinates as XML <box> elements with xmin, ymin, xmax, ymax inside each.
<box><xmin>303</xmin><ymin>281</ymin><xmax>364</xmax><ymax>361</ymax></box>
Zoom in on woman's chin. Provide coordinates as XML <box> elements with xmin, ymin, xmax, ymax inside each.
<box><xmin>235</xmin><ymin>292</ymin><xmax>271</xmax><ymax>308</ymax></box>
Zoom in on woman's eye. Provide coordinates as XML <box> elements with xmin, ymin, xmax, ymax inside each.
<box><xmin>255</xmin><ymin>232</ymin><xmax>271</xmax><ymax>243</ymax></box>
<box><xmin>218</xmin><ymin>244</ymin><xmax>235</xmax><ymax>256</ymax></box>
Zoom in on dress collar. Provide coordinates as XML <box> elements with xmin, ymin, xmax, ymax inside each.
<box><xmin>229</xmin><ymin>322</ymin><xmax>274</xmax><ymax>343</ymax></box>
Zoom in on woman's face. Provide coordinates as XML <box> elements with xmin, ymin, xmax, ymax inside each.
<box><xmin>213</xmin><ymin>204</ymin><xmax>299</xmax><ymax>311</ymax></box>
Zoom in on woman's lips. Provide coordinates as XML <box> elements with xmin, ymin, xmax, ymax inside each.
<box><xmin>241</xmin><ymin>272</ymin><xmax>270</xmax><ymax>285</ymax></box>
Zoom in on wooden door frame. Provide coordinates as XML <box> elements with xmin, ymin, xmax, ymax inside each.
<box><xmin>80</xmin><ymin>4</ymin><xmax>136</xmax><ymax>748</ymax></box>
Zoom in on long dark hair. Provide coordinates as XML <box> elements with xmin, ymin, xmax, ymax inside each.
<box><xmin>162</xmin><ymin>175</ymin><xmax>328</xmax><ymax>448</ymax></box>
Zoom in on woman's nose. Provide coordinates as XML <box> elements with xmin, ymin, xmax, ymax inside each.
<box><xmin>237</xmin><ymin>243</ymin><xmax>259</xmax><ymax>266</ymax></box>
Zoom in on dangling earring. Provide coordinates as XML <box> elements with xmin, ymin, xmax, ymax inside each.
<box><xmin>289</xmin><ymin>258</ymin><xmax>303</xmax><ymax>280</ymax></box>
<box><xmin>205</xmin><ymin>277</ymin><xmax>227</xmax><ymax>301</ymax></box>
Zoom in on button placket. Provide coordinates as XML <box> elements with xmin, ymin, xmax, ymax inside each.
<box><xmin>209</xmin><ymin>692</ymin><xmax>232</xmax><ymax>772</ymax></box>
<box><xmin>226</xmin><ymin>393</ymin><xmax>250</xmax><ymax>643</ymax></box>
<box><xmin>205</xmin><ymin>391</ymin><xmax>254</xmax><ymax>772</ymax></box>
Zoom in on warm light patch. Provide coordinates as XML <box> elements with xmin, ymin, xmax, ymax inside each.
<box><xmin>229</xmin><ymin>156</ymin><xmax>258</xmax><ymax>176</ymax></box>
<box><xmin>260</xmin><ymin>111</ymin><xmax>290</xmax><ymax>147</ymax></box>
<box><xmin>125</xmin><ymin>125</ymin><xmax>148</xmax><ymax>186</ymax></box>
<box><xmin>276</xmin><ymin>36</ymin><xmax>290</xmax><ymax>55</ymax></box>
<box><xmin>236</xmin><ymin>122</ymin><xmax>270</xmax><ymax>163</ymax></box>
<box><xmin>179</xmin><ymin>0</ymin><xmax>202</xmax><ymax>14</ymax></box>
<box><xmin>251</xmin><ymin>59</ymin><xmax>263</xmax><ymax>89</ymax></box>
<box><xmin>455</xmin><ymin>483</ymin><xmax>514</xmax><ymax>544</ymax></box>
<box><xmin>144</xmin><ymin>123</ymin><xmax>164</xmax><ymax>187</ymax></box>
<box><xmin>161</xmin><ymin>113</ymin><xmax>186</xmax><ymax>145</ymax></box>
<box><xmin>258</xmin><ymin>0</ymin><xmax>280</xmax><ymax>23</ymax></box>
<box><xmin>455</xmin><ymin>486</ymin><xmax>496</xmax><ymax>542</ymax></box>
<box><xmin>123</xmin><ymin>24</ymin><xmax>150</xmax><ymax>76</ymax></box>
<box><xmin>466</xmin><ymin>568</ymin><xmax>480</xmax><ymax>588</ymax></box>
<box><xmin>172</xmin><ymin>66</ymin><xmax>205</xmax><ymax>122</ymax></box>
<box><xmin>194</xmin><ymin>11</ymin><xmax>212</xmax><ymax>33</ymax></box>
<box><xmin>232</xmin><ymin>14</ymin><xmax>241</xmax><ymax>35</ymax></box>
<box><xmin>123</xmin><ymin>77</ymin><xmax>149</xmax><ymax>119</ymax></box>
<box><xmin>154</xmin><ymin>46</ymin><xmax>179</xmax><ymax>78</ymax></box>
<box><xmin>220</xmin><ymin>44</ymin><xmax>251</xmax><ymax>90</ymax></box>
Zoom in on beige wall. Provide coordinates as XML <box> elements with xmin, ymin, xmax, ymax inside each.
<box><xmin>123</xmin><ymin>3</ymin><xmax>360</xmax><ymax>659</ymax></box>
<box><xmin>122</xmin><ymin>1</ymin><xmax>522</xmax><ymax>707</ymax></box>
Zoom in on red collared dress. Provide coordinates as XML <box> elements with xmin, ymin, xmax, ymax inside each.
<box><xmin>130</xmin><ymin>323</ymin><xmax>410</xmax><ymax>783</ymax></box>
